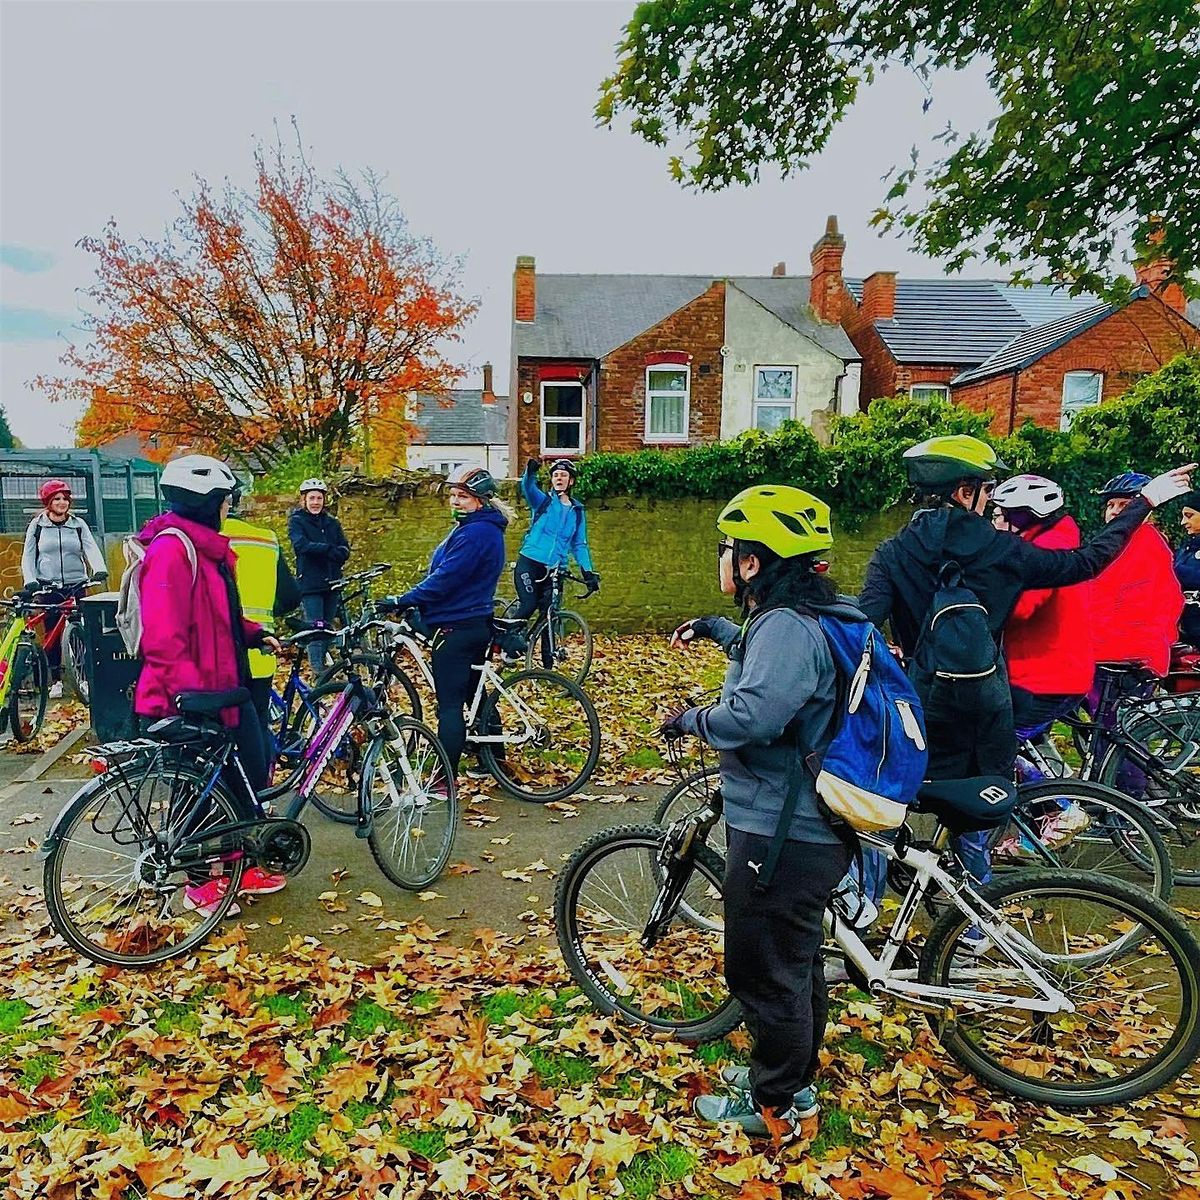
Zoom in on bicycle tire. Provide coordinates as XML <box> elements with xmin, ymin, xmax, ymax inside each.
<box><xmin>554</xmin><ymin>823</ymin><xmax>742</xmax><ymax>1043</ymax></box>
<box><xmin>43</xmin><ymin>761</ymin><xmax>245</xmax><ymax>967</ymax></box>
<box><xmin>62</xmin><ymin>620</ymin><xmax>90</xmax><ymax>705</ymax></box>
<box><xmin>526</xmin><ymin>610</ymin><xmax>593</xmax><ymax>684</ymax></box>
<box><xmin>920</xmin><ymin>869</ymin><xmax>1200</xmax><ymax>1107</ymax></box>
<box><xmin>8</xmin><ymin>641</ymin><xmax>48</xmax><ymax>743</ymax></box>
<box><xmin>477</xmin><ymin>668</ymin><xmax>601</xmax><ymax>802</ymax></box>
<box><xmin>317</xmin><ymin>653</ymin><xmax>423</xmax><ymax>723</ymax></box>
<box><xmin>363</xmin><ymin>719</ymin><xmax>458</xmax><ymax>890</ymax></box>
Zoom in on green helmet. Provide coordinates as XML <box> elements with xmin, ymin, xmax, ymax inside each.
<box><xmin>903</xmin><ymin>435</ymin><xmax>1008</xmax><ymax>488</ymax></box>
<box><xmin>717</xmin><ymin>486</ymin><xmax>834</xmax><ymax>558</ymax></box>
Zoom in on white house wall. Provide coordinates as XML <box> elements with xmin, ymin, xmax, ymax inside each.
<box><xmin>720</xmin><ymin>284</ymin><xmax>851</xmax><ymax>438</ymax></box>
<box><xmin>406</xmin><ymin>443</ymin><xmax>511</xmax><ymax>477</ymax></box>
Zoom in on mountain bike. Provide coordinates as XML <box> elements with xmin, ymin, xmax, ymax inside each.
<box><xmin>556</xmin><ymin>782</ymin><xmax>1200</xmax><ymax>1108</ymax></box>
<box><xmin>42</xmin><ymin>665</ymin><xmax>457</xmax><ymax>968</ymax></box>
<box><xmin>501</xmin><ymin>565</ymin><xmax>596</xmax><ymax>684</ymax></box>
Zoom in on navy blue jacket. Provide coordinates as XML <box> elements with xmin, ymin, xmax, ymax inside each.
<box><xmin>287</xmin><ymin>508</ymin><xmax>351</xmax><ymax>596</ymax></box>
<box><xmin>393</xmin><ymin>506</ymin><xmax>508</xmax><ymax>626</ymax></box>
<box><xmin>1176</xmin><ymin>534</ymin><xmax>1200</xmax><ymax>646</ymax></box>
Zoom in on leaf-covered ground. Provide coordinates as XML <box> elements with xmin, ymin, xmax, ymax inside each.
<box><xmin>1</xmin><ymin>636</ymin><xmax>1198</xmax><ymax>1197</ymax></box>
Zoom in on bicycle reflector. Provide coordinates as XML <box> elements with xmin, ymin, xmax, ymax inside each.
<box><xmin>90</xmin><ymin>756</ymin><xmax>110</xmax><ymax>775</ymax></box>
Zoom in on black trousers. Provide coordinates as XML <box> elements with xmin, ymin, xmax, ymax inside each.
<box><xmin>430</xmin><ymin>616</ymin><xmax>493</xmax><ymax>773</ymax></box>
<box><xmin>512</xmin><ymin>555</ymin><xmax>552</xmax><ymax>621</ymax></box>
<box><xmin>723</xmin><ymin>828</ymin><xmax>853</xmax><ymax>1112</ymax></box>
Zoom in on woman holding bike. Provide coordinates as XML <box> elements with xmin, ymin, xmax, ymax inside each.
<box><xmin>134</xmin><ymin>455</ymin><xmax>285</xmax><ymax>914</ymax></box>
<box><xmin>1174</xmin><ymin>490</ymin><xmax>1200</xmax><ymax>648</ymax></box>
<box><xmin>664</xmin><ymin>485</ymin><xmax>859</xmax><ymax>1141</ymax></box>
<box><xmin>380</xmin><ymin>466</ymin><xmax>509</xmax><ymax>777</ymax></box>
<box><xmin>288</xmin><ymin>479</ymin><xmax>351</xmax><ymax>671</ymax></box>
<box><xmin>21</xmin><ymin>479</ymin><xmax>107</xmax><ymax>698</ymax></box>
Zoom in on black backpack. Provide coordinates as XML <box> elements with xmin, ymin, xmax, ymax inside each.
<box><xmin>910</xmin><ymin>561</ymin><xmax>999</xmax><ymax>688</ymax></box>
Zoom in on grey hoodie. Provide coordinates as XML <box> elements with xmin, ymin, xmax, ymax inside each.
<box><xmin>678</xmin><ymin>601</ymin><xmax>860</xmax><ymax>846</ymax></box>
<box><xmin>21</xmin><ymin>513</ymin><xmax>106</xmax><ymax>587</ymax></box>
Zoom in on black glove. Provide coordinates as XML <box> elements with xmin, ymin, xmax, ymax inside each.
<box><xmin>659</xmin><ymin>705</ymin><xmax>692</xmax><ymax>741</ymax></box>
<box><xmin>582</xmin><ymin>570</ymin><xmax>600</xmax><ymax>594</ymax></box>
<box><xmin>525</xmin><ymin>458</ymin><xmax>541</xmax><ymax>476</ymax></box>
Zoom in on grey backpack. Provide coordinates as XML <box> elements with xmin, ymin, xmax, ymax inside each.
<box><xmin>116</xmin><ymin>529</ymin><xmax>197</xmax><ymax>655</ymax></box>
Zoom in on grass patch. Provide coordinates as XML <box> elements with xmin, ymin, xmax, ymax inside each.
<box><xmin>479</xmin><ymin>987</ymin><xmax>574</xmax><ymax>1025</ymax></box>
<box><xmin>154</xmin><ymin>999</ymin><xmax>201</xmax><ymax>1036</ymax></box>
<box><xmin>19</xmin><ymin>1052</ymin><xmax>61</xmax><ymax>1090</ymax></box>
<box><xmin>0</xmin><ymin>999</ymin><xmax>31</xmax><ymax>1034</ymax></box>
<box><xmin>621</xmin><ymin>748</ymin><xmax>665</xmax><ymax>769</ymax></box>
<box><xmin>259</xmin><ymin>992</ymin><xmax>311</xmax><ymax>1023</ymax></box>
<box><xmin>309</xmin><ymin>1045</ymin><xmax>350</xmax><ymax>1080</ymax></box>
<box><xmin>344</xmin><ymin>1099</ymin><xmax>389</xmax><ymax>1130</ymax></box>
<box><xmin>346</xmin><ymin>998</ymin><xmax>403</xmax><ymax>1038</ymax></box>
<box><xmin>838</xmin><ymin>1033</ymin><xmax>887</xmax><ymax>1070</ymax></box>
<box><xmin>245</xmin><ymin>1073</ymin><xmax>263</xmax><ymax>1095</ymax></box>
<box><xmin>82</xmin><ymin>1087</ymin><xmax>121</xmax><ymax>1134</ymax></box>
<box><xmin>25</xmin><ymin>1111</ymin><xmax>59</xmax><ymax>1133</ymax></box>
<box><xmin>395</xmin><ymin>1127</ymin><xmax>448</xmax><ymax>1162</ymax></box>
<box><xmin>410</xmin><ymin>991</ymin><xmax>440</xmax><ymax>1012</ymax></box>
<box><xmin>526</xmin><ymin>1047</ymin><xmax>598</xmax><ymax>1088</ymax></box>
<box><xmin>693</xmin><ymin>1039</ymin><xmax>745</xmax><ymax>1067</ymax></box>
<box><xmin>811</xmin><ymin>1106</ymin><xmax>867</xmax><ymax>1158</ymax></box>
<box><xmin>618</xmin><ymin>1146</ymin><xmax>698</xmax><ymax>1200</ymax></box>
<box><xmin>252</xmin><ymin>1102</ymin><xmax>326</xmax><ymax>1162</ymax></box>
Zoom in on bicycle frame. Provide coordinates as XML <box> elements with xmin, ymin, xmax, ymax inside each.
<box><xmin>0</xmin><ymin>613</ymin><xmax>26</xmax><ymax>703</ymax></box>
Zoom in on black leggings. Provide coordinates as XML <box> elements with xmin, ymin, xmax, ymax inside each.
<box><xmin>430</xmin><ymin>616</ymin><xmax>494</xmax><ymax>774</ymax></box>
<box><xmin>723</xmin><ymin>828</ymin><xmax>853</xmax><ymax>1111</ymax></box>
<box><xmin>513</xmin><ymin>555</ymin><xmax>553</xmax><ymax>621</ymax></box>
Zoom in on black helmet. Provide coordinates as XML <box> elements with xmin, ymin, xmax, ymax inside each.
<box><xmin>447</xmin><ymin>465</ymin><xmax>498</xmax><ymax>500</ymax></box>
<box><xmin>548</xmin><ymin>458</ymin><xmax>578</xmax><ymax>479</ymax></box>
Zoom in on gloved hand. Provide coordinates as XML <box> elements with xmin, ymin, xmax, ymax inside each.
<box><xmin>670</xmin><ymin>616</ymin><xmax>716</xmax><ymax>649</ymax></box>
<box><xmin>582</xmin><ymin>570</ymin><xmax>600</xmax><ymax>594</ymax></box>
<box><xmin>525</xmin><ymin>458</ymin><xmax>541</xmax><ymax>476</ymax></box>
<box><xmin>659</xmin><ymin>704</ymin><xmax>693</xmax><ymax>741</ymax></box>
<box><xmin>1142</xmin><ymin>464</ymin><xmax>1197</xmax><ymax>507</ymax></box>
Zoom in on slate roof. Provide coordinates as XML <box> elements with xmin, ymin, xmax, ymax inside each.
<box><xmin>409</xmin><ymin>390</ymin><xmax>509</xmax><ymax>445</ymax></box>
<box><xmin>843</xmin><ymin>278</ymin><xmax>1102</xmax><ymax>366</ymax></box>
<box><xmin>513</xmin><ymin>274</ymin><xmax>858</xmax><ymax>362</ymax></box>
<box><xmin>1188</xmin><ymin>298</ymin><xmax>1200</xmax><ymax>330</ymax></box>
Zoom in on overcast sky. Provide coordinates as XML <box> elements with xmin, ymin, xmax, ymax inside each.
<box><xmin>0</xmin><ymin>0</ymin><xmax>1001</xmax><ymax>448</ymax></box>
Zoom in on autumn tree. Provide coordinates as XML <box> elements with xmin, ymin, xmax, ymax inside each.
<box><xmin>0</xmin><ymin>405</ymin><xmax>14</xmax><ymax>450</ymax></box>
<box><xmin>46</xmin><ymin>141</ymin><xmax>476</xmax><ymax>471</ymax></box>
<box><xmin>599</xmin><ymin>0</ymin><xmax>1200</xmax><ymax>295</ymax></box>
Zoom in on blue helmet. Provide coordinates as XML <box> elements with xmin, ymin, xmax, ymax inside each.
<box><xmin>1096</xmin><ymin>472</ymin><xmax>1151</xmax><ymax>499</ymax></box>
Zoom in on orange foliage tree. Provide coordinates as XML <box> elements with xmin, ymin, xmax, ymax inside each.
<box><xmin>43</xmin><ymin>142</ymin><xmax>476</xmax><ymax>471</ymax></box>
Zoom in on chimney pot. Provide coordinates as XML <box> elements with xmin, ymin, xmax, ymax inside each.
<box><xmin>482</xmin><ymin>361</ymin><xmax>495</xmax><ymax>404</ymax></box>
<box><xmin>514</xmin><ymin>256</ymin><xmax>536</xmax><ymax>322</ymax></box>
<box><xmin>772</xmin><ymin>261</ymin><xmax>786</xmax><ymax>277</ymax></box>
<box><xmin>809</xmin><ymin>215</ymin><xmax>846</xmax><ymax>323</ymax></box>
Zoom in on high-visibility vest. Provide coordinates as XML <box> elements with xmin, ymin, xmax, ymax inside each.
<box><xmin>224</xmin><ymin>516</ymin><xmax>281</xmax><ymax>680</ymax></box>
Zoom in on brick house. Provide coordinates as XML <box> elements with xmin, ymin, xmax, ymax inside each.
<box><xmin>405</xmin><ymin>363</ymin><xmax>510</xmax><ymax>477</ymax></box>
<box><xmin>508</xmin><ymin>256</ymin><xmax>861</xmax><ymax>465</ymax></box>
<box><xmin>809</xmin><ymin>216</ymin><xmax>1199</xmax><ymax>431</ymax></box>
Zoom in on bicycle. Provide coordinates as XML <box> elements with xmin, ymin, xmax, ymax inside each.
<box><xmin>375</xmin><ymin>609</ymin><xmax>601</xmax><ymax>802</ymax></box>
<box><xmin>42</xmin><ymin>656</ymin><xmax>457</xmax><ymax>968</ymax></box>
<box><xmin>555</xmin><ymin>779</ymin><xmax>1200</xmax><ymax>1108</ymax></box>
<box><xmin>501</xmin><ymin>565</ymin><xmax>595</xmax><ymax>684</ymax></box>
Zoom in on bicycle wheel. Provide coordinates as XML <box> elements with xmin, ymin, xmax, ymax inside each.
<box><xmin>8</xmin><ymin>641</ymin><xmax>48</xmax><ymax>742</ymax></box>
<box><xmin>1094</xmin><ymin>698</ymin><xmax>1200</xmax><ymax>885</ymax></box>
<box><xmin>317</xmin><ymin>653</ymin><xmax>423</xmax><ymax>722</ymax></box>
<box><xmin>554</xmin><ymin>823</ymin><xmax>742</xmax><ymax>1042</ymax></box>
<box><xmin>989</xmin><ymin>780</ymin><xmax>1172</xmax><ymax>905</ymax></box>
<box><xmin>920</xmin><ymin>869</ymin><xmax>1200</xmax><ymax>1107</ymax></box>
<box><xmin>653</xmin><ymin>767</ymin><xmax>726</xmax><ymax>857</ymax></box>
<box><xmin>43</xmin><ymin>761</ymin><xmax>245</xmax><ymax>967</ymax></box>
<box><xmin>363</xmin><ymin>719</ymin><xmax>458</xmax><ymax>890</ymax></box>
<box><xmin>526</xmin><ymin>610</ymin><xmax>593</xmax><ymax>684</ymax></box>
<box><xmin>477</xmin><ymin>669</ymin><xmax>601</xmax><ymax>802</ymax></box>
<box><xmin>62</xmin><ymin>620</ymin><xmax>90</xmax><ymax>705</ymax></box>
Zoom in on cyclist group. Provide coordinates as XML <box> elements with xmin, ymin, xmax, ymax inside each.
<box><xmin>19</xmin><ymin>441</ymin><xmax>1198</xmax><ymax>1140</ymax></box>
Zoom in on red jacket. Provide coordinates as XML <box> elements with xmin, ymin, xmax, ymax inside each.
<box><xmin>1089</xmin><ymin>522</ymin><xmax>1184</xmax><ymax>676</ymax></box>
<box><xmin>1004</xmin><ymin>515</ymin><xmax>1095</xmax><ymax>696</ymax></box>
<box><xmin>133</xmin><ymin>513</ymin><xmax>261</xmax><ymax>727</ymax></box>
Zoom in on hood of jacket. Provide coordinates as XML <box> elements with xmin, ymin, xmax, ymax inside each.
<box><xmin>139</xmin><ymin>511</ymin><xmax>231</xmax><ymax>562</ymax></box>
<box><xmin>459</xmin><ymin>505</ymin><xmax>509</xmax><ymax>532</ymax></box>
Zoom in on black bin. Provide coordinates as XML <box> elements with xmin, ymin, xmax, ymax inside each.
<box><xmin>80</xmin><ymin>593</ymin><xmax>140</xmax><ymax>742</ymax></box>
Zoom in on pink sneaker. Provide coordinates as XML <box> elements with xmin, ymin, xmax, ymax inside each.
<box><xmin>182</xmin><ymin>877</ymin><xmax>241</xmax><ymax>918</ymax></box>
<box><xmin>239</xmin><ymin>867</ymin><xmax>288</xmax><ymax>896</ymax></box>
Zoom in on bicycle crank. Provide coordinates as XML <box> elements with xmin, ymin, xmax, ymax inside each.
<box><xmin>244</xmin><ymin>818</ymin><xmax>311</xmax><ymax>875</ymax></box>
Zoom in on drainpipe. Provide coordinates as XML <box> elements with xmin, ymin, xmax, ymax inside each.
<box><xmin>1006</xmin><ymin>370</ymin><xmax>1020</xmax><ymax>436</ymax></box>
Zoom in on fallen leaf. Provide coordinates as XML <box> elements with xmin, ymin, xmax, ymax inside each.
<box><xmin>182</xmin><ymin>1144</ymin><xmax>270</xmax><ymax>1195</ymax></box>
<box><xmin>357</xmin><ymin>891</ymin><xmax>383</xmax><ymax>907</ymax></box>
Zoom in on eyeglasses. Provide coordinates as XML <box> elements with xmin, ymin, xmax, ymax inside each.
<box><xmin>717</xmin><ymin>541</ymin><xmax>734</xmax><ymax>558</ymax></box>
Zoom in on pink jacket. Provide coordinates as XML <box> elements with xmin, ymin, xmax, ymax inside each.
<box><xmin>132</xmin><ymin>513</ymin><xmax>261</xmax><ymax>727</ymax></box>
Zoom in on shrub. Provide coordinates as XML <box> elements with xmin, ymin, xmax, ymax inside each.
<box><xmin>254</xmin><ymin>445</ymin><xmax>329</xmax><ymax>495</ymax></box>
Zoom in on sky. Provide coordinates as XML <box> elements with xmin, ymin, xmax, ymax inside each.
<box><xmin>0</xmin><ymin>0</ymin><xmax>1002</xmax><ymax>448</ymax></box>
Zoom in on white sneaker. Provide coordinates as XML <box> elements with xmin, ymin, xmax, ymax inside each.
<box><xmin>1040</xmin><ymin>801</ymin><xmax>1091</xmax><ymax>847</ymax></box>
<box><xmin>49</xmin><ymin>681</ymin><xmax>63</xmax><ymax>700</ymax></box>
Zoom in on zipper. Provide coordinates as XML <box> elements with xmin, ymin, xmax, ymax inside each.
<box><xmin>928</xmin><ymin>602</ymin><xmax>987</xmax><ymax>630</ymax></box>
<box><xmin>896</xmin><ymin>700</ymin><xmax>926</xmax><ymax>750</ymax></box>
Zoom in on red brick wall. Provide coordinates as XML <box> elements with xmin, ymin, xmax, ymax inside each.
<box><xmin>955</xmin><ymin>296</ymin><xmax>1200</xmax><ymax>434</ymax></box>
<box><xmin>512</xmin><ymin>360</ymin><xmax>594</xmax><ymax>466</ymax></box>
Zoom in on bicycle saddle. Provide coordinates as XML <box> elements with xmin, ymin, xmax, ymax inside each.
<box><xmin>146</xmin><ymin>716</ymin><xmax>218</xmax><ymax>743</ymax></box>
<box><xmin>914</xmin><ymin>775</ymin><xmax>1017</xmax><ymax>833</ymax></box>
<box><xmin>174</xmin><ymin>688</ymin><xmax>250</xmax><ymax>715</ymax></box>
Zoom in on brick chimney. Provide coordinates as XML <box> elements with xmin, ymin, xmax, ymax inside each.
<box><xmin>1135</xmin><ymin>256</ymin><xmax>1187</xmax><ymax>315</ymax></box>
<box><xmin>514</xmin><ymin>255</ymin><xmax>536</xmax><ymax>322</ymax></box>
<box><xmin>809</xmin><ymin>215</ymin><xmax>845</xmax><ymax>322</ymax></box>
<box><xmin>772</xmin><ymin>261</ymin><xmax>786</xmax><ymax>277</ymax></box>
<box><xmin>481</xmin><ymin>362</ymin><xmax>496</xmax><ymax>405</ymax></box>
<box><xmin>861</xmin><ymin>271</ymin><xmax>898</xmax><ymax>322</ymax></box>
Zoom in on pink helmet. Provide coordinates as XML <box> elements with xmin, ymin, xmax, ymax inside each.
<box><xmin>39</xmin><ymin>479</ymin><xmax>71</xmax><ymax>507</ymax></box>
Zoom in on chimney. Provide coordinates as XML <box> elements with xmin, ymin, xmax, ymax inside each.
<box><xmin>860</xmin><ymin>271</ymin><xmax>897</xmax><ymax>322</ymax></box>
<box><xmin>772</xmin><ymin>261</ymin><xmax>787</xmax><ymax>277</ymax></box>
<box><xmin>481</xmin><ymin>362</ymin><xmax>496</xmax><ymax>405</ymax></box>
<box><xmin>514</xmin><ymin>255</ymin><xmax>536</xmax><ymax>322</ymax></box>
<box><xmin>1133</xmin><ymin>217</ymin><xmax>1187</xmax><ymax>314</ymax></box>
<box><xmin>809</xmin><ymin>215</ymin><xmax>845</xmax><ymax>322</ymax></box>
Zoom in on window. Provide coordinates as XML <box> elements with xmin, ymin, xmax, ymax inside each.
<box><xmin>753</xmin><ymin>366</ymin><xmax>797</xmax><ymax>432</ymax></box>
<box><xmin>541</xmin><ymin>382</ymin><xmax>585</xmax><ymax>453</ymax></box>
<box><xmin>1061</xmin><ymin>371</ymin><xmax>1103</xmax><ymax>430</ymax></box>
<box><xmin>910</xmin><ymin>384</ymin><xmax>950</xmax><ymax>403</ymax></box>
<box><xmin>645</xmin><ymin>366</ymin><xmax>689</xmax><ymax>441</ymax></box>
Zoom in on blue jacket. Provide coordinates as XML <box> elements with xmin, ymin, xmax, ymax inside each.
<box><xmin>393</xmin><ymin>506</ymin><xmax>508</xmax><ymax>626</ymax></box>
<box><xmin>287</xmin><ymin>508</ymin><xmax>351</xmax><ymax>596</ymax></box>
<box><xmin>518</xmin><ymin>465</ymin><xmax>593</xmax><ymax>572</ymax></box>
<box><xmin>1176</xmin><ymin>534</ymin><xmax>1200</xmax><ymax>645</ymax></box>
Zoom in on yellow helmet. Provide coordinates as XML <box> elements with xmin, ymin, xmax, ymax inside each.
<box><xmin>903</xmin><ymin>435</ymin><xmax>1007</xmax><ymax>488</ymax></box>
<box><xmin>717</xmin><ymin>486</ymin><xmax>834</xmax><ymax>558</ymax></box>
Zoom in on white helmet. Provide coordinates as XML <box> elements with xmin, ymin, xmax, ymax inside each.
<box><xmin>160</xmin><ymin>454</ymin><xmax>237</xmax><ymax>498</ymax></box>
<box><xmin>299</xmin><ymin>478</ymin><xmax>329</xmax><ymax>495</ymax></box>
<box><xmin>992</xmin><ymin>473</ymin><xmax>1065</xmax><ymax>518</ymax></box>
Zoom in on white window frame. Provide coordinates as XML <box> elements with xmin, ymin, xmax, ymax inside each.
<box><xmin>753</xmin><ymin>365</ymin><xmax>798</xmax><ymax>431</ymax></box>
<box><xmin>910</xmin><ymin>383</ymin><xmax>950</xmax><ymax>403</ymax></box>
<box><xmin>1060</xmin><ymin>370</ymin><xmax>1103</xmax><ymax>430</ymax></box>
<box><xmin>539</xmin><ymin>381</ymin><xmax>586</xmax><ymax>455</ymax></box>
<box><xmin>643</xmin><ymin>364</ymin><xmax>690</xmax><ymax>443</ymax></box>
